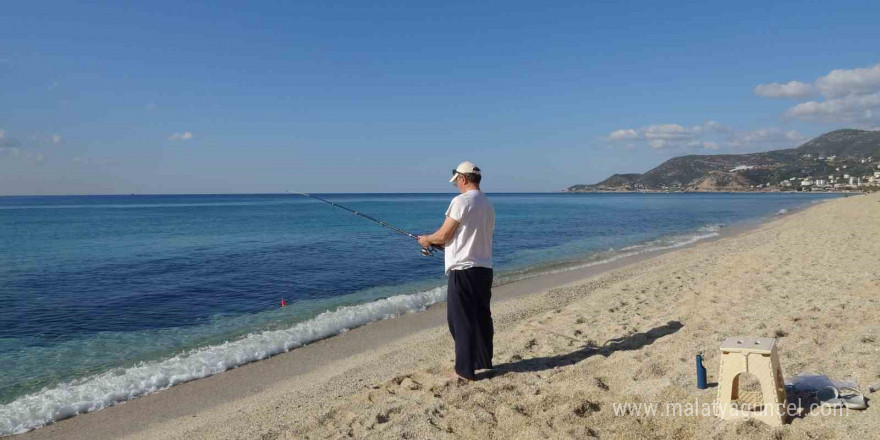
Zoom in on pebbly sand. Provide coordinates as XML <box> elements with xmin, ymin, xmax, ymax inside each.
<box><xmin>18</xmin><ymin>193</ymin><xmax>880</xmax><ymax>440</ymax></box>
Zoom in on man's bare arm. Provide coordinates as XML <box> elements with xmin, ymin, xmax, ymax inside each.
<box><xmin>417</xmin><ymin>216</ymin><xmax>459</xmax><ymax>248</ymax></box>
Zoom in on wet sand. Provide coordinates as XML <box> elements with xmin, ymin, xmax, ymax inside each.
<box><xmin>18</xmin><ymin>193</ymin><xmax>880</xmax><ymax>440</ymax></box>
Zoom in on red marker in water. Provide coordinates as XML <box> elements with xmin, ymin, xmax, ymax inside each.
<box><xmin>281</xmin><ymin>298</ymin><xmax>286</xmax><ymax>307</ymax></box>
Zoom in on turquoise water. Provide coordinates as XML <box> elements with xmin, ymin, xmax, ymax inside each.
<box><xmin>0</xmin><ymin>192</ymin><xmax>839</xmax><ymax>434</ymax></box>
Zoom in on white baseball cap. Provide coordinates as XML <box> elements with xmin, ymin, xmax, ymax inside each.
<box><xmin>449</xmin><ymin>161</ymin><xmax>482</xmax><ymax>182</ymax></box>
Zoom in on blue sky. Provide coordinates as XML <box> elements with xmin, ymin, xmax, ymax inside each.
<box><xmin>2</xmin><ymin>1</ymin><xmax>880</xmax><ymax>194</ymax></box>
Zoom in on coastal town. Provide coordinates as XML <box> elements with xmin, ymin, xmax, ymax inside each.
<box><xmin>566</xmin><ymin>129</ymin><xmax>880</xmax><ymax>193</ymax></box>
<box><xmin>774</xmin><ymin>155</ymin><xmax>880</xmax><ymax>191</ymax></box>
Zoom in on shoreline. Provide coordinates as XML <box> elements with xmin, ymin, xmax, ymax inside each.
<box><xmin>12</xmin><ymin>194</ymin><xmax>872</xmax><ymax>439</ymax></box>
<box><xmin>12</xmin><ymin>227</ymin><xmax>728</xmax><ymax>440</ymax></box>
<box><xmin>1</xmin><ymin>195</ymin><xmax>791</xmax><ymax>433</ymax></box>
<box><xmin>12</xmin><ymin>196</ymin><xmax>823</xmax><ymax>440</ymax></box>
<box><xmin>2</xmin><ymin>209</ymin><xmax>736</xmax><ymax>434</ymax></box>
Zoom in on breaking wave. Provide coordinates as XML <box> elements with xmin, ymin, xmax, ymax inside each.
<box><xmin>0</xmin><ymin>286</ymin><xmax>446</xmax><ymax>435</ymax></box>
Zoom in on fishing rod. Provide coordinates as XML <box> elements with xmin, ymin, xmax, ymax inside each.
<box><xmin>295</xmin><ymin>192</ymin><xmax>443</xmax><ymax>257</ymax></box>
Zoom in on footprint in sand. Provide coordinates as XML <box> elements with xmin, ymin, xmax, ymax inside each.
<box><xmin>572</xmin><ymin>400</ymin><xmax>601</xmax><ymax>418</ymax></box>
<box><xmin>373</xmin><ymin>406</ymin><xmax>401</xmax><ymax>426</ymax></box>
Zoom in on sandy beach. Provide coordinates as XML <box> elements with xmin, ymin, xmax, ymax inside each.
<box><xmin>18</xmin><ymin>193</ymin><xmax>879</xmax><ymax>440</ymax></box>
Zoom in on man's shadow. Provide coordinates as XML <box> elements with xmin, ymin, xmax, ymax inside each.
<box><xmin>491</xmin><ymin>320</ymin><xmax>684</xmax><ymax>375</ymax></box>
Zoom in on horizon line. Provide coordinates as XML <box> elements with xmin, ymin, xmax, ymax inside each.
<box><xmin>0</xmin><ymin>191</ymin><xmax>571</xmax><ymax>197</ymax></box>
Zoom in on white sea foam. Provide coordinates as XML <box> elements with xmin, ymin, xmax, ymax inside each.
<box><xmin>0</xmin><ymin>286</ymin><xmax>446</xmax><ymax>435</ymax></box>
<box><xmin>697</xmin><ymin>223</ymin><xmax>723</xmax><ymax>233</ymax></box>
<box><xmin>776</xmin><ymin>208</ymin><xmax>789</xmax><ymax>215</ymax></box>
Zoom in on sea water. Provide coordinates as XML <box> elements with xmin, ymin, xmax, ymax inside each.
<box><xmin>0</xmin><ymin>192</ymin><xmax>840</xmax><ymax>434</ymax></box>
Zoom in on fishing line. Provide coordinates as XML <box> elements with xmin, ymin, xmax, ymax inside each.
<box><xmin>295</xmin><ymin>192</ymin><xmax>443</xmax><ymax>257</ymax></box>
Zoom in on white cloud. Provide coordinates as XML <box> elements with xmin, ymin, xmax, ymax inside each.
<box><xmin>815</xmin><ymin>63</ymin><xmax>880</xmax><ymax>98</ymax></box>
<box><xmin>643</xmin><ymin>124</ymin><xmax>691</xmax><ymax>142</ymax></box>
<box><xmin>605</xmin><ymin>121</ymin><xmax>730</xmax><ymax>149</ymax></box>
<box><xmin>606</xmin><ymin>121</ymin><xmax>802</xmax><ymax>151</ymax></box>
<box><xmin>784</xmin><ymin>92</ymin><xmax>880</xmax><ymax>123</ymax></box>
<box><xmin>647</xmin><ymin>139</ymin><xmax>667</xmax><ymax>149</ymax></box>
<box><xmin>52</xmin><ymin>134</ymin><xmax>62</xmax><ymax>144</ymax></box>
<box><xmin>759</xmin><ymin>62</ymin><xmax>880</xmax><ymax>124</ymax></box>
<box><xmin>608</xmin><ymin>128</ymin><xmax>637</xmax><ymax>141</ymax></box>
<box><xmin>753</xmin><ymin>81</ymin><xmax>813</xmax><ymax>99</ymax></box>
<box><xmin>168</xmin><ymin>131</ymin><xmax>195</xmax><ymax>141</ymax></box>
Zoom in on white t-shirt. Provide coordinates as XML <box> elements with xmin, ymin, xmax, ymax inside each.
<box><xmin>444</xmin><ymin>190</ymin><xmax>495</xmax><ymax>274</ymax></box>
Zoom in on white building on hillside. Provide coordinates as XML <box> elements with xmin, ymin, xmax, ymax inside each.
<box><xmin>729</xmin><ymin>165</ymin><xmax>756</xmax><ymax>172</ymax></box>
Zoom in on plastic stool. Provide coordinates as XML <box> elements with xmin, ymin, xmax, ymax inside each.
<box><xmin>717</xmin><ymin>336</ymin><xmax>787</xmax><ymax>426</ymax></box>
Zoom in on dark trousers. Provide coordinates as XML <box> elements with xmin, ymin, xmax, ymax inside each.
<box><xmin>447</xmin><ymin>267</ymin><xmax>494</xmax><ymax>380</ymax></box>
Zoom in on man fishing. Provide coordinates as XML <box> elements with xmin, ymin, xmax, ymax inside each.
<box><xmin>418</xmin><ymin>161</ymin><xmax>496</xmax><ymax>381</ymax></box>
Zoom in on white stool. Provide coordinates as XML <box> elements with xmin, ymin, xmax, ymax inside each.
<box><xmin>717</xmin><ymin>337</ymin><xmax>787</xmax><ymax>426</ymax></box>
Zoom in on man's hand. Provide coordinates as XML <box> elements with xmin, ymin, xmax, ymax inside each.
<box><xmin>419</xmin><ymin>216</ymin><xmax>460</xmax><ymax>250</ymax></box>
<box><xmin>417</xmin><ymin>235</ymin><xmax>432</xmax><ymax>248</ymax></box>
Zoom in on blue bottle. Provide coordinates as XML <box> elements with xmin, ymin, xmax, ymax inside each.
<box><xmin>696</xmin><ymin>353</ymin><xmax>707</xmax><ymax>389</ymax></box>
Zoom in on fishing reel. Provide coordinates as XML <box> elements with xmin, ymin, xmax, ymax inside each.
<box><xmin>420</xmin><ymin>245</ymin><xmax>443</xmax><ymax>257</ymax></box>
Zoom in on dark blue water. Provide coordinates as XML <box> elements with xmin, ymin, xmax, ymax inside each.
<box><xmin>0</xmin><ymin>192</ymin><xmax>839</xmax><ymax>434</ymax></box>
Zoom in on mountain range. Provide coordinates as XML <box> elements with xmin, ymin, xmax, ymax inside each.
<box><xmin>567</xmin><ymin>129</ymin><xmax>880</xmax><ymax>192</ymax></box>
